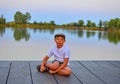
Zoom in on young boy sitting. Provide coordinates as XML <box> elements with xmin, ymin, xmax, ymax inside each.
<box><xmin>37</xmin><ymin>33</ymin><xmax>72</xmax><ymax>76</ymax></box>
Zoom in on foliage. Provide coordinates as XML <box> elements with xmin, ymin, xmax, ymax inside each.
<box><xmin>98</xmin><ymin>20</ymin><xmax>102</xmax><ymax>28</ymax></box>
<box><xmin>108</xmin><ymin>18</ymin><xmax>120</xmax><ymax>30</ymax></box>
<box><xmin>0</xmin><ymin>15</ymin><xmax>6</xmax><ymax>24</ymax></box>
<box><xmin>33</xmin><ymin>20</ymin><xmax>56</xmax><ymax>26</ymax></box>
<box><xmin>0</xmin><ymin>25</ymin><xmax>5</xmax><ymax>36</ymax></box>
<box><xmin>14</xmin><ymin>11</ymin><xmax>31</xmax><ymax>24</ymax></box>
<box><xmin>13</xmin><ymin>28</ymin><xmax>30</xmax><ymax>41</ymax></box>
<box><xmin>50</xmin><ymin>20</ymin><xmax>55</xmax><ymax>25</ymax></box>
<box><xmin>0</xmin><ymin>11</ymin><xmax>120</xmax><ymax>32</ymax></box>
<box><xmin>86</xmin><ymin>20</ymin><xmax>92</xmax><ymax>27</ymax></box>
<box><xmin>78</xmin><ymin>20</ymin><xmax>84</xmax><ymax>27</ymax></box>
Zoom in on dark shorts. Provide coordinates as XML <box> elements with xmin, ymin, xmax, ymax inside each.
<box><xmin>52</xmin><ymin>60</ymin><xmax>63</xmax><ymax>66</ymax></box>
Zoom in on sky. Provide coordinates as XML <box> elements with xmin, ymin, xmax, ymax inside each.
<box><xmin>0</xmin><ymin>0</ymin><xmax>120</xmax><ymax>24</ymax></box>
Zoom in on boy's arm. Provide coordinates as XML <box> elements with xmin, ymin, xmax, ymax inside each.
<box><xmin>40</xmin><ymin>56</ymin><xmax>49</xmax><ymax>72</ymax></box>
<box><xmin>41</xmin><ymin>56</ymin><xmax>49</xmax><ymax>66</ymax></box>
<box><xmin>49</xmin><ymin>58</ymin><xmax>69</xmax><ymax>74</ymax></box>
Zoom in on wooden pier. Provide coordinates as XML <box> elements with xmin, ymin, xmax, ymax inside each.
<box><xmin>0</xmin><ymin>61</ymin><xmax>120</xmax><ymax>84</ymax></box>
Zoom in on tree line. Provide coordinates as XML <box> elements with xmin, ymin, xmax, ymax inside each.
<box><xmin>0</xmin><ymin>15</ymin><xmax>6</xmax><ymax>24</ymax></box>
<box><xmin>0</xmin><ymin>11</ymin><xmax>120</xmax><ymax>31</ymax></box>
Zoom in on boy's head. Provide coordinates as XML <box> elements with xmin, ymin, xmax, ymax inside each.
<box><xmin>54</xmin><ymin>33</ymin><xmax>66</xmax><ymax>48</ymax></box>
<box><xmin>54</xmin><ymin>33</ymin><xmax>65</xmax><ymax>40</ymax></box>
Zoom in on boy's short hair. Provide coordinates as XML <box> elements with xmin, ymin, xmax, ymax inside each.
<box><xmin>54</xmin><ymin>33</ymin><xmax>65</xmax><ymax>39</ymax></box>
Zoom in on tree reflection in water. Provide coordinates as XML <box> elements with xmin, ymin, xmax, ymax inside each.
<box><xmin>0</xmin><ymin>27</ymin><xmax>120</xmax><ymax>45</ymax></box>
<box><xmin>0</xmin><ymin>25</ymin><xmax>5</xmax><ymax>37</ymax></box>
<box><xmin>13</xmin><ymin>28</ymin><xmax>30</xmax><ymax>41</ymax></box>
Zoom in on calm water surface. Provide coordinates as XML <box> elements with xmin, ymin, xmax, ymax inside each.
<box><xmin>0</xmin><ymin>27</ymin><xmax>120</xmax><ymax>60</ymax></box>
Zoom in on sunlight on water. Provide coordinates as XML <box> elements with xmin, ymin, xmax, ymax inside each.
<box><xmin>0</xmin><ymin>27</ymin><xmax>120</xmax><ymax>60</ymax></box>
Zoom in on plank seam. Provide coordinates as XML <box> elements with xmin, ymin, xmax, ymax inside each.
<box><xmin>6</xmin><ymin>61</ymin><xmax>12</xmax><ymax>84</ymax></box>
<box><xmin>29</xmin><ymin>62</ymin><xmax>34</xmax><ymax>84</ymax></box>
<box><xmin>69</xmin><ymin>65</ymin><xmax>83</xmax><ymax>84</ymax></box>
<box><xmin>72</xmin><ymin>72</ymin><xmax>83</xmax><ymax>84</ymax></box>
<box><xmin>78</xmin><ymin>61</ymin><xmax>107</xmax><ymax>84</ymax></box>
<box><xmin>53</xmin><ymin>74</ymin><xmax>59</xmax><ymax>84</ymax></box>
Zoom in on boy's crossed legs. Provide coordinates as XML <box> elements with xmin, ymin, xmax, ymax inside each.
<box><xmin>37</xmin><ymin>61</ymin><xmax>71</xmax><ymax>76</ymax></box>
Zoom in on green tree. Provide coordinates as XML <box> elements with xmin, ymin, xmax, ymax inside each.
<box><xmin>117</xmin><ymin>21</ymin><xmax>120</xmax><ymax>29</ymax></box>
<box><xmin>22</xmin><ymin>14</ymin><xmax>26</xmax><ymax>23</ymax></box>
<box><xmin>33</xmin><ymin>21</ymin><xmax>38</xmax><ymax>24</ymax></box>
<box><xmin>24</xmin><ymin>12</ymin><xmax>31</xmax><ymax>23</ymax></box>
<box><xmin>78</xmin><ymin>20</ymin><xmax>84</xmax><ymax>27</ymax></box>
<box><xmin>14</xmin><ymin>11</ymin><xmax>23</xmax><ymax>24</ymax></box>
<box><xmin>102</xmin><ymin>21</ymin><xmax>108</xmax><ymax>31</ymax></box>
<box><xmin>98</xmin><ymin>20</ymin><xmax>102</xmax><ymax>28</ymax></box>
<box><xmin>69</xmin><ymin>22</ymin><xmax>77</xmax><ymax>26</ymax></box>
<box><xmin>0</xmin><ymin>14</ymin><xmax>6</xmax><ymax>24</ymax></box>
<box><xmin>108</xmin><ymin>18</ymin><xmax>120</xmax><ymax>29</ymax></box>
<box><xmin>39</xmin><ymin>22</ymin><xmax>43</xmax><ymax>25</ymax></box>
<box><xmin>14</xmin><ymin>11</ymin><xmax>31</xmax><ymax>24</ymax></box>
<box><xmin>92</xmin><ymin>22</ymin><xmax>96</xmax><ymax>27</ymax></box>
<box><xmin>50</xmin><ymin>20</ymin><xmax>55</xmax><ymax>25</ymax></box>
<box><xmin>86</xmin><ymin>20</ymin><xmax>92</xmax><ymax>27</ymax></box>
<box><xmin>114</xmin><ymin>18</ymin><xmax>120</xmax><ymax>29</ymax></box>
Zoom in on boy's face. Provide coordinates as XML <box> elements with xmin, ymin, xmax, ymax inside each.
<box><xmin>54</xmin><ymin>36</ymin><xmax>65</xmax><ymax>48</ymax></box>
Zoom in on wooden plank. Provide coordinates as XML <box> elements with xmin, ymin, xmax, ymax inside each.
<box><xmin>7</xmin><ymin>61</ymin><xmax>32</xmax><ymax>84</ymax></box>
<box><xmin>44</xmin><ymin>60</ymin><xmax>81</xmax><ymax>84</ymax></box>
<box><xmin>54</xmin><ymin>73</ymin><xmax>82</xmax><ymax>84</ymax></box>
<box><xmin>108</xmin><ymin>61</ymin><xmax>120</xmax><ymax>68</ymax></box>
<box><xmin>0</xmin><ymin>61</ymin><xmax>120</xmax><ymax>84</ymax></box>
<box><xmin>0</xmin><ymin>61</ymin><xmax>11</xmax><ymax>68</ymax></box>
<box><xmin>69</xmin><ymin>61</ymin><xmax>105</xmax><ymax>84</ymax></box>
<box><xmin>0</xmin><ymin>61</ymin><xmax>11</xmax><ymax>84</ymax></box>
<box><xmin>30</xmin><ymin>61</ymin><xmax>57</xmax><ymax>84</ymax></box>
<box><xmin>80</xmin><ymin>61</ymin><xmax>120</xmax><ymax>84</ymax></box>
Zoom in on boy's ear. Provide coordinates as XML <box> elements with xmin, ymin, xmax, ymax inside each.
<box><xmin>54</xmin><ymin>38</ymin><xmax>56</xmax><ymax>41</ymax></box>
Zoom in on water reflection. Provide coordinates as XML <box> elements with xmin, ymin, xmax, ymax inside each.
<box><xmin>0</xmin><ymin>27</ymin><xmax>120</xmax><ymax>45</ymax></box>
<box><xmin>32</xmin><ymin>28</ymin><xmax>55</xmax><ymax>35</ymax></box>
<box><xmin>77</xmin><ymin>30</ymin><xmax>84</xmax><ymax>37</ymax></box>
<box><xmin>12</xmin><ymin>28</ymin><xmax>30</xmax><ymax>41</ymax></box>
<box><xmin>107</xmin><ymin>32</ymin><xmax>120</xmax><ymax>44</ymax></box>
<box><xmin>0</xmin><ymin>25</ymin><xmax>5</xmax><ymax>37</ymax></box>
<box><xmin>86</xmin><ymin>31</ymin><xmax>96</xmax><ymax>38</ymax></box>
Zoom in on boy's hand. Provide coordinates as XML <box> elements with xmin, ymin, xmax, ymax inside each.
<box><xmin>40</xmin><ymin>66</ymin><xmax>46</xmax><ymax>72</ymax></box>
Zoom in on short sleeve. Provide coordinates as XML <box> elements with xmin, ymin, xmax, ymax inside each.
<box><xmin>64</xmin><ymin>48</ymin><xmax>70</xmax><ymax>58</ymax></box>
<box><xmin>47</xmin><ymin>47</ymin><xmax>54</xmax><ymax>57</ymax></box>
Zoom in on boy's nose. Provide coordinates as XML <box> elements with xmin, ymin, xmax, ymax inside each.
<box><xmin>57</xmin><ymin>40</ymin><xmax>61</xmax><ymax>43</ymax></box>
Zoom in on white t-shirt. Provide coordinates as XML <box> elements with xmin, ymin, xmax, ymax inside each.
<box><xmin>47</xmin><ymin>45</ymin><xmax>70</xmax><ymax>62</ymax></box>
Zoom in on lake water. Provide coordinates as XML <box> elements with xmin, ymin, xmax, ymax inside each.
<box><xmin>0</xmin><ymin>27</ymin><xmax>120</xmax><ymax>60</ymax></box>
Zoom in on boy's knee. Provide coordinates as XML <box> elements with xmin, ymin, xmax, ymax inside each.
<box><xmin>58</xmin><ymin>69</ymin><xmax>72</xmax><ymax>76</ymax></box>
<box><xmin>64</xmin><ymin>69</ymin><xmax>72</xmax><ymax>75</ymax></box>
<box><xmin>66</xmin><ymin>69</ymin><xmax>72</xmax><ymax>75</ymax></box>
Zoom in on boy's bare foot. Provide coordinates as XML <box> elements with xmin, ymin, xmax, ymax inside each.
<box><xmin>36</xmin><ymin>65</ymin><xmax>41</xmax><ymax>72</ymax></box>
<box><xmin>36</xmin><ymin>65</ymin><xmax>49</xmax><ymax>72</ymax></box>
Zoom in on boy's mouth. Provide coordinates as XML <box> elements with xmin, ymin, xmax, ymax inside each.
<box><xmin>57</xmin><ymin>43</ymin><xmax>62</xmax><ymax>45</ymax></box>
<box><xmin>57</xmin><ymin>43</ymin><xmax>61</xmax><ymax>45</ymax></box>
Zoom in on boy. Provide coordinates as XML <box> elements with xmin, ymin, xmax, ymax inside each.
<box><xmin>37</xmin><ymin>33</ymin><xmax>72</xmax><ymax>76</ymax></box>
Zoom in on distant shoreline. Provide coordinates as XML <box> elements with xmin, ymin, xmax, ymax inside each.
<box><xmin>1</xmin><ymin>24</ymin><xmax>120</xmax><ymax>33</ymax></box>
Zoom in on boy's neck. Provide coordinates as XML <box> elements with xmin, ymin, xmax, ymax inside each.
<box><xmin>57</xmin><ymin>45</ymin><xmax>63</xmax><ymax>49</ymax></box>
